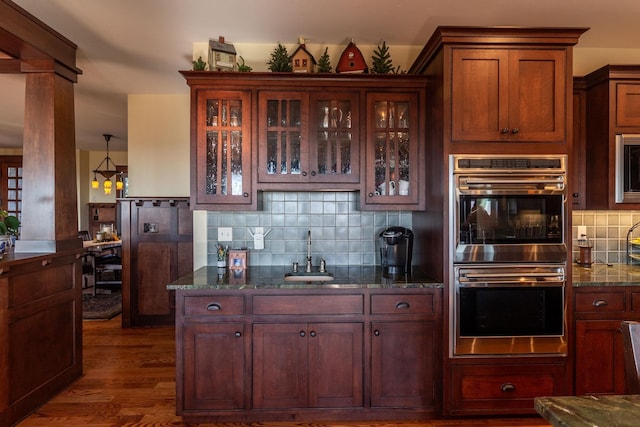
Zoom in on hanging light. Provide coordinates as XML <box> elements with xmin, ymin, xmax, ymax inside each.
<box><xmin>92</xmin><ymin>134</ymin><xmax>119</xmax><ymax>195</ymax></box>
<box><xmin>116</xmin><ymin>174</ymin><xmax>124</xmax><ymax>191</ymax></box>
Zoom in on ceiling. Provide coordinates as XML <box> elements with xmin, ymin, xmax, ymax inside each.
<box><xmin>2</xmin><ymin>0</ymin><xmax>640</xmax><ymax>151</ymax></box>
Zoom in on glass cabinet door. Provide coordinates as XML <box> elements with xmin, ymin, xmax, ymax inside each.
<box><xmin>309</xmin><ymin>92</ymin><xmax>359</xmax><ymax>183</ymax></box>
<box><xmin>365</xmin><ymin>92</ymin><xmax>419</xmax><ymax>206</ymax></box>
<box><xmin>258</xmin><ymin>92</ymin><xmax>308</xmax><ymax>183</ymax></box>
<box><xmin>196</xmin><ymin>90</ymin><xmax>252</xmax><ymax>205</ymax></box>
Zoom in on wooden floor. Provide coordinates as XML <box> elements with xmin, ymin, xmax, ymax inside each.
<box><xmin>17</xmin><ymin>315</ymin><xmax>551</xmax><ymax>427</ymax></box>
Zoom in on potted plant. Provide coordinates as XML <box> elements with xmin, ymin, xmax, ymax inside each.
<box><xmin>0</xmin><ymin>209</ymin><xmax>20</xmax><ymax>238</ymax></box>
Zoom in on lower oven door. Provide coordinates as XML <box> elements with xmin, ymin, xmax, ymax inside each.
<box><xmin>454</xmin><ymin>264</ymin><xmax>567</xmax><ymax>356</ymax></box>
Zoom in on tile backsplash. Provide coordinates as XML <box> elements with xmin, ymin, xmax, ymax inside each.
<box><xmin>572</xmin><ymin>210</ymin><xmax>640</xmax><ymax>264</ymax></box>
<box><xmin>207</xmin><ymin>192</ymin><xmax>412</xmax><ymax>267</ymax></box>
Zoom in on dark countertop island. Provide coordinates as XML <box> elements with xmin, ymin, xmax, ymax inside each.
<box><xmin>167</xmin><ymin>265</ymin><xmax>443</xmax><ymax>289</ymax></box>
<box><xmin>535</xmin><ymin>395</ymin><xmax>640</xmax><ymax>427</ymax></box>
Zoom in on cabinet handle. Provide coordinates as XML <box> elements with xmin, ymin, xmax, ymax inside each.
<box><xmin>368</xmin><ymin>192</ymin><xmax>374</xmax><ymax>197</ymax></box>
<box><xmin>206</xmin><ymin>303</ymin><xmax>222</xmax><ymax>311</ymax></box>
<box><xmin>501</xmin><ymin>383</ymin><xmax>516</xmax><ymax>392</ymax></box>
<box><xmin>573</xmin><ymin>192</ymin><xmax>580</xmax><ymax>198</ymax></box>
<box><xmin>310</xmin><ymin>331</ymin><xmax>316</xmax><ymax>337</ymax></box>
<box><xmin>374</xmin><ymin>330</ymin><xmax>380</xmax><ymax>336</ymax></box>
<box><xmin>396</xmin><ymin>301</ymin><xmax>410</xmax><ymax>309</ymax></box>
<box><xmin>300</xmin><ymin>331</ymin><xmax>306</xmax><ymax>337</ymax></box>
<box><xmin>501</xmin><ymin>128</ymin><xmax>510</xmax><ymax>134</ymax></box>
<box><xmin>593</xmin><ymin>299</ymin><xmax>608</xmax><ymax>307</ymax></box>
<box><xmin>235</xmin><ymin>331</ymin><xmax>242</xmax><ymax>338</ymax></box>
<box><xmin>243</xmin><ymin>192</ymin><xmax>249</xmax><ymax>198</ymax></box>
<box><xmin>511</xmin><ymin>128</ymin><xmax>519</xmax><ymax>134</ymax></box>
<box><xmin>311</xmin><ymin>171</ymin><xmax>316</xmax><ymax>176</ymax></box>
<box><xmin>302</xmin><ymin>171</ymin><xmax>308</xmax><ymax>176</ymax></box>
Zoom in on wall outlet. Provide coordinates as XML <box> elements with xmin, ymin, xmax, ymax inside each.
<box><xmin>577</xmin><ymin>225</ymin><xmax>587</xmax><ymax>239</ymax></box>
<box><xmin>218</xmin><ymin>227</ymin><xmax>233</xmax><ymax>242</ymax></box>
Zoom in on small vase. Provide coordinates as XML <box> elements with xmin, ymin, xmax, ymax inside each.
<box><xmin>217</xmin><ymin>259</ymin><xmax>227</xmax><ymax>268</ymax></box>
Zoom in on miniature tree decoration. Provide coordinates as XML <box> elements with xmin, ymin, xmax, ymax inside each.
<box><xmin>192</xmin><ymin>56</ymin><xmax>207</xmax><ymax>71</ymax></box>
<box><xmin>267</xmin><ymin>43</ymin><xmax>292</xmax><ymax>72</ymax></box>
<box><xmin>317</xmin><ymin>47</ymin><xmax>332</xmax><ymax>73</ymax></box>
<box><xmin>371</xmin><ymin>41</ymin><xmax>394</xmax><ymax>74</ymax></box>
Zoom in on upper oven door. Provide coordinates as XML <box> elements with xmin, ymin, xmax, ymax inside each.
<box><xmin>454</xmin><ymin>174</ymin><xmax>566</xmax><ymax>263</ymax></box>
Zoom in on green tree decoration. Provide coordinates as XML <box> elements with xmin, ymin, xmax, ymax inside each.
<box><xmin>371</xmin><ymin>41</ymin><xmax>394</xmax><ymax>74</ymax></box>
<box><xmin>317</xmin><ymin>47</ymin><xmax>332</xmax><ymax>73</ymax></box>
<box><xmin>267</xmin><ymin>43</ymin><xmax>292</xmax><ymax>72</ymax></box>
<box><xmin>192</xmin><ymin>56</ymin><xmax>207</xmax><ymax>71</ymax></box>
<box><xmin>237</xmin><ymin>56</ymin><xmax>252</xmax><ymax>72</ymax></box>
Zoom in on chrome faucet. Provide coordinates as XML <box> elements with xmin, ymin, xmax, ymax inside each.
<box><xmin>305</xmin><ymin>229</ymin><xmax>313</xmax><ymax>272</ymax></box>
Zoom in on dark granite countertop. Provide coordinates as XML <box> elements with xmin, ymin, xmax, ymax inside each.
<box><xmin>167</xmin><ymin>265</ymin><xmax>443</xmax><ymax>290</ymax></box>
<box><xmin>535</xmin><ymin>395</ymin><xmax>640</xmax><ymax>427</ymax></box>
<box><xmin>573</xmin><ymin>263</ymin><xmax>640</xmax><ymax>286</ymax></box>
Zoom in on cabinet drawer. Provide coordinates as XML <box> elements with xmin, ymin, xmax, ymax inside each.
<box><xmin>371</xmin><ymin>294</ymin><xmax>435</xmax><ymax>315</ymax></box>
<box><xmin>183</xmin><ymin>295</ymin><xmax>245</xmax><ymax>316</ymax></box>
<box><xmin>575</xmin><ymin>291</ymin><xmax>625</xmax><ymax>313</ymax></box>
<box><xmin>252</xmin><ymin>295</ymin><xmax>363</xmax><ymax>315</ymax></box>
<box><xmin>451</xmin><ymin>364</ymin><xmax>566</xmax><ymax>414</ymax></box>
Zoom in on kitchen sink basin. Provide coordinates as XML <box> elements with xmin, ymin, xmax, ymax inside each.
<box><xmin>283</xmin><ymin>272</ymin><xmax>334</xmax><ymax>282</ymax></box>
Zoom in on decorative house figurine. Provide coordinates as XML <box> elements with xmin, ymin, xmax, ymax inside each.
<box><xmin>208</xmin><ymin>36</ymin><xmax>237</xmax><ymax>71</ymax></box>
<box><xmin>290</xmin><ymin>43</ymin><xmax>316</xmax><ymax>73</ymax></box>
<box><xmin>336</xmin><ymin>41</ymin><xmax>368</xmax><ymax>74</ymax></box>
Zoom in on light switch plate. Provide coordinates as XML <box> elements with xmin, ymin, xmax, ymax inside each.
<box><xmin>577</xmin><ymin>225</ymin><xmax>587</xmax><ymax>239</ymax></box>
<box><xmin>218</xmin><ymin>227</ymin><xmax>233</xmax><ymax>241</ymax></box>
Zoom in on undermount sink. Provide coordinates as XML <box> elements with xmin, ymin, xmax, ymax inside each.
<box><xmin>283</xmin><ymin>272</ymin><xmax>334</xmax><ymax>282</ymax></box>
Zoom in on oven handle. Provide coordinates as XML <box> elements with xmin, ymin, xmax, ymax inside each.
<box><xmin>462</xmin><ymin>272</ymin><xmax>564</xmax><ymax>280</ymax></box>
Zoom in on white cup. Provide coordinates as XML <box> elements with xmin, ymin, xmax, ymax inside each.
<box><xmin>399</xmin><ymin>180</ymin><xmax>409</xmax><ymax>196</ymax></box>
<box><xmin>388</xmin><ymin>181</ymin><xmax>396</xmax><ymax>196</ymax></box>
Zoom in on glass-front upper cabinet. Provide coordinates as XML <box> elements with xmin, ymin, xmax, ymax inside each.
<box><xmin>309</xmin><ymin>92</ymin><xmax>359</xmax><ymax>183</ymax></box>
<box><xmin>258</xmin><ymin>91</ymin><xmax>359</xmax><ymax>185</ymax></box>
<box><xmin>195</xmin><ymin>90</ymin><xmax>253</xmax><ymax>207</ymax></box>
<box><xmin>364</xmin><ymin>92</ymin><xmax>421</xmax><ymax>208</ymax></box>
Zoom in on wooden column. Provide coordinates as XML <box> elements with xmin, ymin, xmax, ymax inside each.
<box><xmin>14</xmin><ymin>71</ymin><xmax>80</xmax><ymax>252</ymax></box>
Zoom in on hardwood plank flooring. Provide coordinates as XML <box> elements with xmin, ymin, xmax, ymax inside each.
<box><xmin>17</xmin><ymin>315</ymin><xmax>550</xmax><ymax>427</ymax></box>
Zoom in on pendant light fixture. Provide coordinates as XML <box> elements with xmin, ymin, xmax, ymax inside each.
<box><xmin>92</xmin><ymin>134</ymin><xmax>120</xmax><ymax>195</ymax></box>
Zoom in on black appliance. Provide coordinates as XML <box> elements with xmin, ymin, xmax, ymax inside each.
<box><xmin>379</xmin><ymin>226</ymin><xmax>413</xmax><ymax>274</ymax></box>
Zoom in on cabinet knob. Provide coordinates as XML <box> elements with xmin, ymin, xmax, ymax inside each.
<box><xmin>501</xmin><ymin>128</ymin><xmax>510</xmax><ymax>134</ymax></box>
<box><xmin>511</xmin><ymin>128</ymin><xmax>519</xmax><ymax>134</ymax></box>
<box><xmin>501</xmin><ymin>383</ymin><xmax>516</xmax><ymax>392</ymax></box>
<box><xmin>243</xmin><ymin>192</ymin><xmax>249</xmax><ymax>198</ymax></box>
<box><xmin>310</xmin><ymin>331</ymin><xmax>316</xmax><ymax>337</ymax></box>
<box><xmin>593</xmin><ymin>299</ymin><xmax>608</xmax><ymax>307</ymax></box>
<box><xmin>368</xmin><ymin>192</ymin><xmax>374</xmax><ymax>198</ymax></box>
<box><xmin>374</xmin><ymin>330</ymin><xmax>380</xmax><ymax>336</ymax></box>
<box><xmin>206</xmin><ymin>302</ymin><xmax>222</xmax><ymax>311</ymax></box>
<box><xmin>300</xmin><ymin>331</ymin><xmax>306</xmax><ymax>337</ymax></box>
<box><xmin>311</xmin><ymin>171</ymin><xmax>316</xmax><ymax>176</ymax></box>
<box><xmin>302</xmin><ymin>171</ymin><xmax>308</xmax><ymax>177</ymax></box>
<box><xmin>235</xmin><ymin>331</ymin><xmax>242</xmax><ymax>338</ymax></box>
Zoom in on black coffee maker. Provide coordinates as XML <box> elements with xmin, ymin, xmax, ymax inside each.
<box><xmin>379</xmin><ymin>226</ymin><xmax>413</xmax><ymax>274</ymax></box>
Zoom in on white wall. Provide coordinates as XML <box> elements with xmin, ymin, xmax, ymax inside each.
<box><xmin>127</xmin><ymin>94</ymin><xmax>190</xmax><ymax>197</ymax></box>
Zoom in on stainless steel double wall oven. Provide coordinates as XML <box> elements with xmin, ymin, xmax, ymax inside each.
<box><xmin>450</xmin><ymin>155</ymin><xmax>568</xmax><ymax>356</ymax></box>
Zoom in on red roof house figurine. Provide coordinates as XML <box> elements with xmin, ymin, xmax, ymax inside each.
<box><xmin>208</xmin><ymin>36</ymin><xmax>237</xmax><ymax>71</ymax></box>
<box><xmin>290</xmin><ymin>41</ymin><xmax>317</xmax><ymax>73</ymax></box>
<box><xmin>336</xmin><ymin>40</ymin><xmax>368</xmax><ymax>74</ymax></box>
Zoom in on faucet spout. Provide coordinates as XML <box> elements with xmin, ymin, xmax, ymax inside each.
<box><xmin>305</xmin><ymin>229</ymin><xmax>312</xmax><ymax>272</ymax></box>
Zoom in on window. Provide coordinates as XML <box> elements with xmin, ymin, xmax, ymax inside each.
<box><xmin>0</xmin><ymin>156</ymin><xmax>22</xmax><ymax>222</ymax></box>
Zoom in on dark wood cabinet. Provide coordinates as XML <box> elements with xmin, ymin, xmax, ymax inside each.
<box><xmin>120</xmin><ymin>198</ymin><xmax>193</xmax><ymax>327</ymax></box>
<box><xmin>574</xmin><ymin>287</ymin><xmax>640</xmax><ymax>395</ymax></box>
<box><xmin>181</xmin><ymin>71</ymin><xmax>427</xmax><ymax>211</ymax></box>
<box><xmin>584</xmin><ymin>65</ymin><xmax>640</xmax><ymax>209</ymax></box>
<box><xmin>451</xmin><ymin>48</ymin><xmax>567</xmax><ymax>143</ymax></box>
<box><xmin>87</xmin><ymin>203</ymin><xmax>116</xmax><ymax>238</ymax></box>
<box><xmin>571</xmin><ymin>78</ymin><xmax>587</xmax><ymax>209</ymax></box>
<box><xmin>253</xmin><ymin>322</ymin><xmax>363</xmax><ymax>409</ymax></box>
<box><xmin>175</xmin><ymin>287</ymin><xmax>441</xmax><ymax>423</ymax></box>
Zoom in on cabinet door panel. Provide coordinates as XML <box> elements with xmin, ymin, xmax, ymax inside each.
<box><xmin>451</xmin><ymin>49</ymin><xmax>509</xmax><ymax>142</ymax></box>
<box><xmin>575</xmin><ymin>320</ymin><xmax>625</xmax><ymax>395</ymax></box>
<box><xmin>616</xmin><ymin>83</ymin><xmax>640</xmax><ymax>127</ymax></box>
<box><xmin>509</xmin><ymin>49</ymin><xmax>566</xmax><ymax>141</ymax></box>
<box><xmin>371</xmin><ymin>321</ymin><xmax>435</xmax><ymax>408</ymax></box>
<box><xmin>308</xmin><ymin>322</ymin><xmax>363</xmax><ymax>408</ymax></box>
<box><xmin>252</xmin><ymin>323</ymin><xmax>307</xmax><ymax>409</ymax></box>
<box><xmin>182</xmin><ymin>323</ymin><xmax>245</xmax><ymax>410</ymax></box>
<box><xmin>137</xmin><ymin>241</ymin><xmax>173</xmax><ymax>316</ymax></box>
